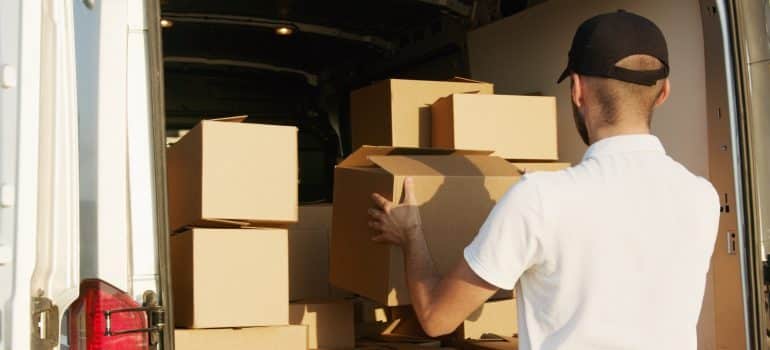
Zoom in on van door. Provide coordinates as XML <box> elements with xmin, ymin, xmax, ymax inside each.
<box><xmin>0</xmin><ymin>0</ymin><xmax>82</xmax><ymax>349</ymax></box>
<box><xmin>0</xmin><ymin>0</ymin><xmax>45</xmax><ymax>349</ymax></box>
<box><xmin>67</xmin><ymin>0</ymin><xmax>173</xmax><ymax>348</ymax></box>
<box><xmin>725</xmin><ymin>0</ymin><xmax>770</xmax><ymax>348</ymax></box>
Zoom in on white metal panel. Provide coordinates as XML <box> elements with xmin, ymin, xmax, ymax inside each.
<box><xmin>0</xmin><ymin>0</ymin><xmax>23</xmax><ymax>348</ymax></box>
<box><xmin>29</xmin><ymin>0</ymin><xmax>81</xmax><ymax>346</ymax></box>
<box><xmin>2</xmin><ymin>0</ymin><xmax>43</xmax><ymax>348</ymax></box>
<box><xmin>126</xmin><ymin>0</ymin><xmax>160</xmax><ymax>300</ymax></box>
<box><xmin>74</xmin><ymin>0</ymin><xmax>132</xmax><ymax>291</ymax></box>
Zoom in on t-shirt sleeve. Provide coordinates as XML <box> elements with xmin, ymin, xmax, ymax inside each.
<box><xmin>463</xmin><ymin>175</ymin><xmax>546</xmax><ymax>290</ymax></box>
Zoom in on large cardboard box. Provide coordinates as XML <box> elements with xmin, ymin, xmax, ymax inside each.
<box><xmin>356</xmin><ymin>340</ymin><xmax>447</xmax><ymax>349</ymax></box>
<box><xmin>289</xmin><ymin>204</ymin><xmax>353</xmax><ymax>301</ymax></box>
<box><xmin>350</xmin><ymin>78</ymin><xmax>494</xmax><ymax>149</ymax></box>
<box><xmin>289</xmin><ymin>300</ymin><xmax>355</xmax><ymax>349</ymax></box>
<box><xmin>460</xmin><ymin>338</ymin><xmax>518</xmax><ymax>350</ymax></box>
<box><xmin>389</xmin><ymin>299</ymin><xmax>518</xmax><ymax>340</ymax></box>
<box><xmin>174</xmin><ymin>326</ymin><xmax>308</xmax><ymax>350</ymax></box>
<box><xmin>432</xmin><ymin>94</ymin><xmax>558</xmax><ymax>160</ymax></box>
<box><xmin>511</xmin><ymin>162</ymin><xmax>570</xmax><ymax>174</ymax></box>
<box><xmin>171</xmin><ymin>228</ymin><xmax>289</xmax><ymax>328</ymax></box>
<box><xmin>166</xmin><ymin>116</ymin><xmax>298</xmax><ymax>231</ymax></box>
<box><xmin>289</xmin><ymin>204</ymin><xmax>333</xmax><ymax>301</ymax></box>
<box><xmin>330</xmin><ymin>146</ymin><xmax>521</xmax><ymax>306</ymax></box>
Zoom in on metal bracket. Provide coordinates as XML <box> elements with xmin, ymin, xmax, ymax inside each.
<box><xmin>727</xmin><ymin>231</ymin><xmax>737</xmax><ymax>255</ymax></box>
<box><xmin>31</xmin><ymin>297</ymin><xmax>59</xmax><ymax>350</ymax></box>
<box><xmin>103</xmin><ymin>290</ymin><xmax>165</xmax><ymax>346</ymax></box>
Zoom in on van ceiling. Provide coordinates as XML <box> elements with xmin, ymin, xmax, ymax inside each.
<box><xmin>160</xmin><ymin>0</ymin><xmax>536</xmax><ymax>132</ymax></box>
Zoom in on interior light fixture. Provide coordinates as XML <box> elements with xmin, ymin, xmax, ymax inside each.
<box><xmin>275</xmin><ymin>26</ymin><xmax>294</xmax><ymax>36</ymax></box>
<box><xmin>160</xmin><ymin>18</ymin><xmax>174</xmax><ymax>28</ymax></box>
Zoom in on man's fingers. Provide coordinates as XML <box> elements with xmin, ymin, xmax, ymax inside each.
<box><xmin>371</xmin><ymin>193</ymin><xmax>393</xmax><ymax>211</ymax></box>
<box><xmin>403</xmin><ymin>177</ymin><xmax>418</xmax><ymax>205</ymax></box>
<box><xmin>371</xmin><ymin>234</ymin><xmax>390</xmax><ymax>244</ymax></box>
<box><xmin>368</xmin><ymin>220</ymin><xmax>383</xmax><ymax>231</ymax></box>
<box><xmin>368</xmin><ymin>208</ymin><xmax>385</xmax><ymax>220</ymax></box>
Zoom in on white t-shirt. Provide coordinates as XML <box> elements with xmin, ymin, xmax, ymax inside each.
<box><xmin>464</xmin><ymin>134</ymin><xmax>719</xmax><ymax>350</ymax></box>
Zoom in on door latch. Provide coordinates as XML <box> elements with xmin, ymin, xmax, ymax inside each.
<box><xmin>104</xmin><ymin>290</ymin><xmax>165</xmax><ymax>346</ymax></box>
<box><xmin>31</xmin><ymin>296</ymin><xmax>59</xmax><ymax>350</ymax></box>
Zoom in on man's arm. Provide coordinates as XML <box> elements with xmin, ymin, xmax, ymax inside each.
<box><xmin>368</xmin><ymin>178</ymin><xmax>499</xmax><ymax>337</ymax></box>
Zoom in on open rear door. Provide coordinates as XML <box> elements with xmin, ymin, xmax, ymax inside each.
<box><xmin>0</xmin><ymin>0</ymin><xmax>44</xmax><ymax>349</ymax></box>
<box><xmin>721</xmin><ymin>0</ymin><xmax>770</xmax><ymax>348</ymax></box>
<box><xmin>29</xmin><ymin>0</ymin><xmax>81</xmax><ymax>349</ymax></box>
<box><xmin>0</xmin><ymin>0</ymin><xmax>81</xmax><ymax>349</ymax></box>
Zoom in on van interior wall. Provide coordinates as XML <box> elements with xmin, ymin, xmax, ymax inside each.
<box><xmin>467</xmin><ymin>0</ymin><xmax>714</xmax><ymax>347</ymax></box>
<box><xmin>467</xmin><ymin>0</ymin><xmax>710</xmax><ymax>178</ymax></box>
<box><xmin>163</xmin><ymin>49</ymin><xmax>467</xmax><ymax>203</ymax></box>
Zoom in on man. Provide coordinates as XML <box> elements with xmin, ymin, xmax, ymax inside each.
<box><xmin>367</xmin><ymin>10</ymin><xmax>719</xmax><ymax>350</ymax></box>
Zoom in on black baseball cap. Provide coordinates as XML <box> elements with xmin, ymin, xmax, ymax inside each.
<box><xmin>557</xmin><ymin>10</ymin><xmax>669</xmax><ymax>86</ymax></box>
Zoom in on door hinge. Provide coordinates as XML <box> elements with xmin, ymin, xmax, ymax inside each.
<box><xmin>104</xmin><ymin>290</ymin><xmax>165</xmax><ymax>346</ymax></box>
<box><xmin>31</xmin><ymin>296</ymin><xmax>59</xmax><ymax>350</ymax></box>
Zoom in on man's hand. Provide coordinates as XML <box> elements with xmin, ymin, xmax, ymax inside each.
<box><xmin>368</xmin><ymin>176</ymin><xmax>498</xmax><ymax>337</ymax></box>
<box><xmin>369</xmin><ymin>177</ymin><xmax>422</xmax><ymax>246</ymax></box>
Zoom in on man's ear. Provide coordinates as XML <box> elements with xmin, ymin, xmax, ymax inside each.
<box><xmin>654</xmin><ymin>79</ymin><xmax>671</xmax><ymax>107</ymax></box>
<box><xmin>571</xmin><ymin>73</ymin><xmax>583</xmax><ymax>108</ymax></box>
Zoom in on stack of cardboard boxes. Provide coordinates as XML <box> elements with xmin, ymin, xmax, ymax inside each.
<box><xmin>166</xmin><ymin>78</ymin><xmax>566</xmax><ymax>350</ymax></box>
<box><xmin>330</xmin><ymin>78</ymin><xmax>569</xmax><ymax>349</ymax></box>
<box><xmin>167</xmin><ymin>116</ymin><xmax>308</xmax><ymax>349</ymax></box>
<box><xmin>167</xmin><ymin>117</ymin><xmax>357</xmax><ymax>350</ymax></box>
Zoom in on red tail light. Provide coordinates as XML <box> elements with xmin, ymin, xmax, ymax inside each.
<box><xmin>67</xmin><ymin>279</ymin><xmax>149</xmax><ymax>350</ymax></box>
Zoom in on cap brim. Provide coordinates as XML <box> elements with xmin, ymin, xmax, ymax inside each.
<box><xmin>557</xmin><ymin>67</ymin><xmax>571</xmax><ymax>83</ymax></box>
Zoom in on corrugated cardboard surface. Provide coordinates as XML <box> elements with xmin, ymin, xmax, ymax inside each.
<box><xmin>460</xmin><ymin>299</ymin><xmax>517</xmax><ymax>340</ymax></box>
<box><xmin>171</xmin><ymin>228</ymin><xmax>289</xmax><ymax>328</ymax></box>
<box><xmin>460</xmin><ymin>338</ymin><xmax>518</xmax><ymax>350</ymax></box>
<box><xmin>329</xmin><ymin>146</ymin><xmax>520</xmax><ymax>305</ymax></box>
<box><xmin>290</xmin><ymin>204</ymin><xmax>334</xmax><ymax>301</ymax></box>
<box><xmin>350</xmin><ymin>79</ymin><xmax>494</xmax><ymax>149</ymax></box>
<box><xmin>174</xmin><ymin>326</ymin><xmax>307</xmax><ymax>350</ymax></box>
<box><xmin>432</xmin><ymin>94</ymin><xmax>558</xmax><ymax>160</ymax></box>
<box><xmin>388</xmin><ymin>299</ymin><xmax>517</xmax><ymax>340</ymax></box>
<box><xmin>166</xmin><ymin>119</ymin><xmax>298</xmax><ymax>231</ymax></box>
<box><xmin>510</xmin><ymin>162</ymin><xmax>570</xmax><ymax>174</ymax></box>
<box><xmin>289</xmin><ymin>300</ymin><xmax>355</xmax><ymax>349</ymax></box>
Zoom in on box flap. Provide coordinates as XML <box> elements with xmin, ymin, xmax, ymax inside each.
<box><xmin>209</xmin><ymin>115</ymin><xmax>248</xmax><ymax>123</ymax></box>
<box><xmin>448</xmin><ymin>76</ymin><xmax>490</xmax><ymax>84</ymax></box>
<box><xmin>339</xmin><ymin>146</ymin><xmax>492</xmax><ymax>168</ymax></box>
<box><xmin>368</xmin><ymin>155</ymin><xmax>518</xmax><ymax>177</ymax></box>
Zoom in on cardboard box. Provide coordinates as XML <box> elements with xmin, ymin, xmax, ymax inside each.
<box><xmin>458</xmin><ymin>299</ymin><xmax>518</xmax><ymax>340</ymax></box>
<box><xmin>350</xmin><ymin>78</ymin><xmax>494</xmax><ymax>149</ymax></box>
<box><xmin>431</xmin><ymin>94</ymin><xmax>558</xmax><ymax>160</ymax></box>
<box><xmin>171</xmin><ymin>228</ymin><xmax>289</xmax><ymax>328</ymax></box>
<box><xmin>461</xmin><ymin>337</ymin><xmax>518</xmax><ymax>350</ymax></box>
<box><xmin>174</xmin><ymin>326</ymin><xmax>308</xmax><ymax>350</ymax></box>
<box><xmin>356</xmin><ymin>340</ymin><xmax>447</xmax><ymax>349</ymax></box>
<box><xmin>510</xmin><ymin>162</ymin><xmax>570</xmax><ymax>174</ymax></box>
<box><xmin>290</xmin><ymin>204</ymin><xmax>333</xmax><ymax>301</ymax></box>
<box><xmin>329</xmin><ymin>146</ymin><xmax>521</xmax><ymax>306</ymax></box>
<box><xmin>289</xmin><ymin>300</ymin><xmax>355</xmax><ymax>349</ymax></box>
<box><xmin>389</xmin><ymin>299</ymin><xmax>518</xmax><ymax>340</ymax></box>
<box><xmin>166</xmin><ymin>116</ymin><xmax>298</xmax><ymax>231</ymax></box>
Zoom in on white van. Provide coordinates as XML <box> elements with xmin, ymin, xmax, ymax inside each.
<box><xmin>0</xmin><ymin>0</ymin><xmax>767</xmax><ymax>349</ymax></box>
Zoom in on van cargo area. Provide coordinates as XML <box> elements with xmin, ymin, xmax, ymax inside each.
<box><xmin>156</xmin><ymin>1</ymin><xmax>762</xmax><ymax>350</ymax></box>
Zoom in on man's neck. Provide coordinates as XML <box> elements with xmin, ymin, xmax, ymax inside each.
<box><xmin>589</xmin><ymin>124</ymin><xmax>651</xmax><ymax>144</ymax></box>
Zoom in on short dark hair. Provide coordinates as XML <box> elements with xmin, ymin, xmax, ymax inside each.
<box><xmin>583</xmin><ymin>55</ymin><xmax>666</xmax><ymax>125</ymax></box>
